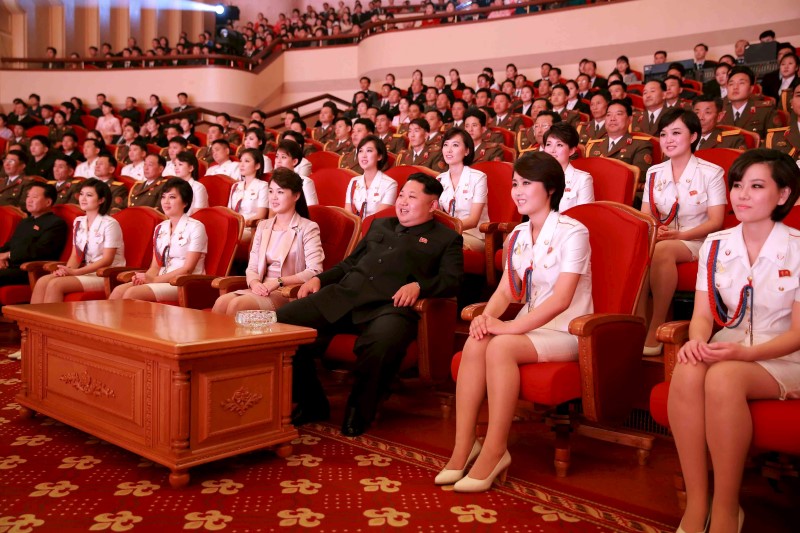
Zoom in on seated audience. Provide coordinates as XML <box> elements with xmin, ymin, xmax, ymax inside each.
<box><xmin>720</xmin><ymin>66</ymin><xmax>777</xmax><ymax>140</ymax></box>
<box><xmin>324</xmin><ymin>116</ymin><xmax>354</xmax><ymax>154</ymax></box>
<box><xmin>228</xmin><ymin>148</ymin><xmax>269</xmax><ymax>235</ymax></box>
<box><xmin>206</xmin><ymin>140</ymin><xmax>240</xmax><ymax>179</ymax></box>
<box><xmin>26</xmin><ymin>136</ymin><xmax>55</xmax><ymax>180</ymax></box>
<box><xmin>491</xmin><ymin>93</ymin><xmax>523</xmax><ymax>132</ymax></box>
<box><xmin>518</xmin><ymin>111</ymin><xmax>561</xmax><ymax>154</ymax></box>
<box><xmin>542</xmin><ymin>123</ymin><xmax>594</xmax><ymax>212</ymax></box>
<box><xmin>172</xmin><ymin>151</ymin><xmax>208</xmax><ymax>215</ymax></box>
<box><xmin>633</xmin><ymin>80</ymin><xmax>668</xmax><ymax>136</ymax></box>
<box><xmin>765</xmin><ymin>83</ymin><xmax>800</xmax><ymax>160</ymax></box>
<box><xmin>396</xmin><ymin>118</ymin><xmax>445</xmax><ymax>170</ymax></box>
<box><xmin>375</xmin><ymin>110</ymin><xmax>405</xmax><ymax>154</ymax></box>
<box><xmin>109</xmin><ymin>178</ymin><xmax>207</xmax><ymax>302</ymax></box>
<box><xmin>464</xmin><ymin>109</ymin><xmax>504</xmax><ymax>163</ymax></box>
<box><xmin>49</xmin><ymin>154</ymin><xmax>79</xmax><ymax>204</ymax></box>
<box><xmin>693</xmin><ymin>94</ymin><xmax>748</xmax><ymax>150</ymax></box>
<box><xmin>30</xmin><ymin>178</ymin><xmax>125</xmax><ymax>303</ymax></box>
<box><xmin>130</xmin><ymin>154</ymin><xmax>168</xmax><ymax>209</ymax></box>
<box><xmin>60</xmin><ymin>132</ymin><xmax>84</xmax><ymax>162</ymax></box>
<box><xmin>339</xmin><ymin>118</ymin><xmax>374</xmax><ymax>173</ymax></box>
<box><xmin>90</xmin><ymin>153</ymin><xmax>129</xmax><ymax>210</ymax></box>
<box><xmin>440</xmin><ymin>152</ymin><xmax>592</xmax><ymax>492</ymax></box>
<box><xmin>96</xmin><ymin>101</ymin><xmax>122</xmax><ymax>145</ymax></box>
<box><xmin>667</xmin><ymin>150</ymin><xmax>800</xmax><ymax>533</ymax></box>
<box><xmin>273</xmin><ymin>139</ymin><xmax>318</xmax><ymax>204</ymax></box>
<box><xmin>120</xmin><ymin>139</ymin><xmax>147</xmax><ymax>181</ymax></box>
<box><xmin>278</xmin><ymin>172</ymin><xmax>463</xmax><ymax>436</ymax></box>
<box><xmin>586</xmin><ymin>99</ymin><xmax>654</xmax><ymax>178</ymax></box>
<box><xmin>213</xmin><ymin>167</ymin><xmax>324</xmax><ymax>315</ymax></box>
<box><xmin>241</xmin><ymin>128</ymin><xmax>275</xmax><ymax>172</ymax></box>
<box><xmin>437</xmin><ymin>128</ymin><xmax>489</xmax><ymax>252</ymax></box>
<box><xmin>640</xmin><ymin>108</ymin><xmax>726</xmax><ymax>354</ymax></box>
<box><xmin>345</xmin><ymin>135</ymin><xmax>397</xmax><ymax>219</ymax></box>
<box><xmin>0</xmin><ymin>150</ymin><xmax>36</xmax><ymax>208</ymax></box>
<box><xmin>549</xmin><ymin>84</ymin><xmax>581</xmax><ymax>128</ymax></box>
<box><xmin>74</xmin><ymin>138</ymin><xmax>101</xmax><ymax>178</ymax></box>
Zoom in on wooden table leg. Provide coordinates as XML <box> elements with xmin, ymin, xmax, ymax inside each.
<box><xmin>274</xmin><ymin>442</ymin><xmax>293</xmax><ymax>458</ymax></box>
<box><xmin>169</xmin><ymin>469</ymin><xmax>190</xmax><ymax>489</ymax></box>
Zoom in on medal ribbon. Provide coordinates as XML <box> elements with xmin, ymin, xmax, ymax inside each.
<box><xmin>506</xmin><ymin>230</ymin><xmax>534</xmax><ymax>306</ymax></box>
<box><xmin>707</xmin><ymin>240</ymin><xmax>754</xmax><ymax>330</ymax></box>
<box><xmin>648</xmin><ymin>174</ymin><xmax>679</xmax><ymax>226</ymax></box>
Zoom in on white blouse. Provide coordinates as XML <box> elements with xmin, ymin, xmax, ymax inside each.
<box><xmin>228</xmin><ymin>178</ymin><xmax>268</xmax><ymax>220</ymax></box>
<box><xmin>73</xmin><ymin>215</ymin><xmax>125</xmax><ymax>267</ymax></box>
<box><xmin>187</xmin><ymin>178</ymin><xmax>209</xmax><ymax>216</ymax></box>
<box><xmin>436</xmin><ymin>166</ymin><xmax>489</xmax><ymax>242</ymax></box>
<box><xmin>153</xmin><ymin>214</ymin><xmax>208</xmax><ymax>276</ymax></box>
<box><xmin>643</xmin><ymin>155</ymin><xmax>727</xmax><ymax>236</ymax></box>
<box><xmin>345</xmin><ymin>171</ymin><xmax>398</xmax><ymax>218</ymax></box>
<box><xmin>697</xmin><ymin>222</ymin><xmax>800</xmax><ymax>363</ymax></box>
<box><xmin>559</xmin><ymin>164</ymin><xmax>595</xmax><ymax>212</ymax></box>
<box><xmin>506</xmin><ymin>210</ymin><xmax>593</xmax><ymax>333</ymax></box>
<box><xmin>207</xmin><ymin>160</ymin><xmax>241</xmax><ymax>180</ymax></box>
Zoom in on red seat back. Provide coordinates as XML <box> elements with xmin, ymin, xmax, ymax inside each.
<box><xmin>572</xmin><ymin>158</ymin><xmax>635</xmax><ymax>205</ymax></box>
<box><xmin>51</xmin><ymin>204</ymin><xmax>84</xmax><ymax>261</ymax></box>
<box><xmin>198</xmin><ymin>174</ymin><xmax>237</xmax><ymax>207</ymax></box>
<box><xmin>307</xmin><ymin>205</ymin><xmax>361</xmax><ymax>270</ymax></box>
<box><xmin>116</xmin><ymin>175</ymin><xmax>138</xmax><ymax>193</ymax></box>
<box><xmin>306</xmin><ymin>151</ymin><xmax>341</xmax><ymax>171</ymax></box>
<box><xmin>628</xmin><ymin>94</ymin><xmax>644</xmax><ymax>110</ymax></box>
<box><xmin>471</xmin><ymin>161</ymin><xmax>517</xmax><ymax>223</ymax></box>
<box><xmin>0</xmin><ymin>206</ymin><xmax>25</xmax><ymax>246</ymax></box>
<box><xmin>696</xmin><ymin>148</ymin><xmax>741</xmax><ymax>227</ymax></box>
<box><xmin>784</xmin><ymin>205</ymin><xmax>800</xmax><ymax>230</ymax></box>
<box><xmin>564</xmin><ymin>202</ymin><xmax>655</xmax><ymax>314</ymax></box>
<box><xmin>384</xmin><ymin>165</ymin><xmax>436</xmax><ymax>192</ymax></box>
<box><xmin>25</xmin><ymin>125</ymin><xmax>50</xmax><ymax>138</ymax></box>
<box><xmin>195</xmin><ymin>131</ymin><xmax>207</xmax><ymax>147</ymax></box>
<box><xmin>112</xmin><ymin>206</ymin><xmax>166</xmax><ymax>268</ymax></box>
<box><xmin>309</xmin><ymin>168</ymin><xmax>358</xmax><ymax>208</ymax></box>
<box><xmin>80</xmin><ymin>115</ymin><xmax>97</xmax><ymax>130</ymax></box>
<box><xmin>488</xmin><ymin>126</ymin><xmax>514</xmax><ymax>147</ymax></box>
<box><xmin>717</xmin><ymin>125</ymin><xmax>759</xmax><ymax>149</ymax></box>
<box><xmin>190</xmin><ymin>207</ymin><xmax>243</xmax><ymax>277</ymax></box>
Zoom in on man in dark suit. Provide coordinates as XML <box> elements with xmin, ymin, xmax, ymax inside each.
<box><xmin>278</xmin><ymin>173</ymin><xmax>463</xmax><ymax>437</ymax></box>
<box><xmin>0</xmin><ymin>182</ymin><xmax>67</xmax><ymax>288</ymax></box>
<box><xmin>585</xmin><ymin>60</ymin><xmax>607</xmax><ymax>90</ymax></box>
<box><xmin>692</xmin><ymin>43</ymin><xmax>717</xmax><ymax>72</ymax></box>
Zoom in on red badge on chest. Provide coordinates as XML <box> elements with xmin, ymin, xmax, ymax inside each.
<box><xmin>779</xmin><ymin>269</ymin><xmax>792</xmax><ymax>277</ymax></box>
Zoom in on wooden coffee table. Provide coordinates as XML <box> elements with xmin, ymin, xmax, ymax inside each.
<box><xmin>3</xmin><ymin>300</ymin><xmax>316</xmax><ymax>488</ymax></box>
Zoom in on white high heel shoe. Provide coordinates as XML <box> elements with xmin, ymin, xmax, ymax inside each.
<box><xmin>676</xmin><ymin>509</ymin><xmax>710</xmax><ymax>533</ymax></box>
<box><xmin>434</xmin><ymin>440</ymin><xmax>482</xmax><ymax>485</ymax></box>
<box><xmin>453</xmin><ymin>450</ymin><xmax>511</xmax><ymax>493</ymax></box>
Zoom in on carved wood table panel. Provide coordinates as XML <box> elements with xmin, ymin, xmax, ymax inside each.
<box><xmin>3</xmin><ymin>300</ymin><xmax>316</xmax><ymax>488</ymax></box>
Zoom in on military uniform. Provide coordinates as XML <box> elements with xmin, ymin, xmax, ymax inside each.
<box><xmin>585</xmin><ymin>134</ymin><xmax>654</xmax><ymax>178</ymax></box>
<box><xmin>49</xmin><ymin>179</ymin><xmax>81</xmax><ymax>205</ymax></box>
<box><xmin>395</xmin><ymin>146</ymin><xmax>447</xmax><ymax>172</ymax></box>
<box><xmin>223</xmin><ymin>129</ymin><xmax>241</xmax><ymax>146</ymax></box>
<box><xmin>553</xmin><ymin>109</ymin><xmax>582</xmax><ymax>128</ymax></box>
<box><xmin>65</xmin><ymin>178</ymin><xmax>128</xmax><ymax>209</ymax></box>
<box><xmin>577</xmin><ymin>121</ymin><xmax>607</xmax><ymax>145</ymax></box>
<box><xmin>377</xmin><ymin>133</ymin><xmax>406</xmax><ymax>154</ymax></box>
<box><xmin>128</xmin><ymin>178</ymin><xmax>168</xmax><ymax>209</ymax></box>
<box><xmin>765</xmin><ymin>120</ymin><xmax>800</xmax><ymax>160</ymax></box>
<box><xmin>516</xmin><ymin>127</ymin><xmax>540</xmax><ymax>154</ymax></box>
<box><xmin>311</xmin><ymin>125</ymin><xmax>335</xmax><ymax>145</ymax></box>
<box><xmin>720</xmin><ymin>98</ymin><xmax>779</xmax><ymax>140</ymax></box>
<box><xmin>48</xmin><ymin>125</ymin><xmax>74</xmax><ymax>147</ymax></box>
<box><xmin>632</xmin><ymin>106</ymin><xmax>668</xmax><ymax>136</ymax></box>
<box><xmin>483</xmin><ymin>129</ymin><xmax>505</xmax><ymax>145</ymax></box>
<box><xmin>472</xmin><ymin>142</ymin><xmax>506</xmax><ymax>163</ymax></box>
<box><xmin>696</xmin><ymin>128</ymin><xmax>748</xmax><ymax>151</ymax></box>
<box><xmin>323</xmin><ymin>138</ymin><xmax>354</xmax><ymax>155</ymax></box>
<box><xmin>0</xmin><ymin>176</ymin><xmax>36</xmax><ymax>208</ymax></box>
<box><xmin>426</xmin><ymin>132</ymin><xmax>443</xmax><ymax>151</ymax></box>
<box><xmin>338</xmin><ymin>150</ymin><xmax>363</xmax><ymax>174</ymax></box>
<box><xmin>196</xmin><ymin>146</ymin><xmax>214</xmax><ymax>164</ymax></box>
<box><xmin>493</xmin><ymin>114</ymin><xmax>524</xmax><ymax>132</ymax></box>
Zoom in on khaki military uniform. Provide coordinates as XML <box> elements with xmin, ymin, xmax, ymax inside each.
<box><xmin>632</xmin><ymin>106</ymin><xmax>668</xmax><ymax>136</ymax></box>
<box><xmin>696</xmin><ymin>128</ymin><xmax>748</xmax><ymax>151</ymax></box>
<box><xmin>765</xmin><ymin>120</ymin><xmax>800</xmax><ymax>160</ymax></box>
<box><xmin>577</xmin><ymin>121</ymin><xmax>607</xmax><ymax>145</ymax></box>
<box><xmin>472</xmin><ymin>142</ymin><xmax>506</xmax><ymax>163</ymax></box>
<box><xmin>128</xmin><ymin>178</ymin><xmax>168</xmax><ymax>209</ymax></box>
<box><xmin>553</xmin><ymin>109</ymin><xmax>582</xmax><ymax>128</ymax></box>
<box><xmin>516</xmin><ymin>128</ymin><xmax>540</xmax><ymax>153</ymax></box>
<box><xmin>196</xmin><ymin>146</ymin><xmax>214</xmax><ymax>164</ymax></box>
<box><xmin>395</xmin><ymin>146</ymin><xmax>447</xmax><ymax>172</ymax></box>
<box><xmin>64</xmin><ymin>179</ymin><xmax>128</xmax><ymax>209</ymax></box>
<box><xmin>116</xmin><ymin>144</ymin><xmax>132</xmax><ymax>166</ymax></box>
<box><xmin>49</xmin><ymin>178</ymin><xmax>81</xmax><ymax>205</ymax></box>
<box><xmin>311</xmin><ymin>125</ymin><xmax>335</xmax><ymax>145</ymax></box>
<box><xmin>493</xmin><ymin>114</ymin><xmax>524</xmax><ymax>132</ymax></box>
<box><xmin>338</xmin><ymin>151</ymin><xmax>363</xmax><ymax>174</ymax></box>
<box><xmin>323</xmin><ymin>138</ymin><xmax>354</xmax><ymax>155</ymax></box>
<box><xmin>378</xmin><ymin>133</ymin><xmax>406</xmax><ymax>154</ymax></box>
<box><xmin>720</xmin><ymin>98</ymin><xmax>779</xmax><ymax>140</ymax></box>
<box><xmin>0</xmin><ymin>176</ymin><xmax>35</xmax><ymax>208</ymax></box>
<box><xmin>585</xmin><ymin>133</ymin><xmax>654</xmax><ymax>179</ymax></box>
<box><xmin>223</xmin><ymin>129</ymin><xmax>241</xmax><ymax>146</ymax></box>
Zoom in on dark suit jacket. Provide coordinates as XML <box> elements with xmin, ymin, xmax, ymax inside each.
<box><xmin>591</xmin><ymin>76</ymin><xmax>608</xmax><ymax>90</ymax></box>
<box><xmin>703</xmin><ymin>79</ymin><xmax>722</xmax><ymax>98</ymax></box>
<box><xmin>312</xmin><ymin>217</ymin><xmax>463</xmax><ymax>324</ymax></box>
<box><xmin>26</xmin><ymin>154</ymin><xmax>55</xmax><ymax>181</ymax></box>
<box><xmin>0</xmin><ymin>211</ymin><xmax>67</xmax><ymax>267</ymax></box>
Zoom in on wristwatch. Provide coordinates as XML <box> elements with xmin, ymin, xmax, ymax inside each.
<box><xmin>277</xmin><ymin>277</ymin><xmax>284</xmax><ymax>288</ymax></box>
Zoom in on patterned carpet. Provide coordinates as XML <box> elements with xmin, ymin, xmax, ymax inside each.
<box><xmin>0</xmin><ymin>349</ymin><xmax>671</xmax><ymax>532</ymax></box>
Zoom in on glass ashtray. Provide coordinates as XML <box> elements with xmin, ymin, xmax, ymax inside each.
<box><xmin>235</xmin><ymin>310</ymin><xmax>277</xmax><ymax>329</ymax></box>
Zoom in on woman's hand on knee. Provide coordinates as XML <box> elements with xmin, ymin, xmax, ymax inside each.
<box><xmin>699</xmin><ymin>341</ymin><xmax>748</xmax><ymax>363</ymax></box>
<box><xmin>469</xmin><ymin>315</ymin><xmax>490</xmax><ymax>339</ymax></box>
<box><xmin>678</xmin><ymin>339</ymin><xmax>706</xmax><ymax>365</ymax></box>
<box><xmin>657</xmin><ymin>226</ymin><xmax>681</xmax><ymax>241</ymax></box>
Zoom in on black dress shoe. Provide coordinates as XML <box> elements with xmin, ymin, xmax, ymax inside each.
<box><xmin>341</xmin><ymin>406</ymin><xmax>370</xmax><ymax>437</ymax></box>
<box><xmin>291</xmin><ymin>401</ymin><xmax>330</xmax><ymax>427</ymax></box>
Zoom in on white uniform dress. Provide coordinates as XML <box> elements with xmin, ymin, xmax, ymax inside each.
<box><xmin>643</xmin><ymin>155</ymin><xmax>727</xmax><ymax>258</ymax></box>
<box><xmin>228</xmin><ymin>178</ymin><xmax>269</xmax><ymax>220</ymax></box>
<box><xmin>506</xmin><ymin>210</ymin><xmax>593</xmax><ymax>360</ymax></box>
<box><xmin>697</xmin><ymin>223</ymin><xmax>800</xmax><ymax>399</ymax></box>
<box><xmin>121</xmin><ymin>162</ymin><xmax>145</xmax><ymax>182</ymax></box>
<box><xmin>149</xmin><ymin>214</ymin><xmax>208</xmax><ymax>301</ymax></box>
<box><xmin>72</xmin><ymin>215</ymin><xmax>125</xmax><ymax>291</ymax></box>
<box><xmin>559</xmin><ymin>164</ymin><xmax>595</xmax><ymax>213</ymax></box>
<box><xmin>206</xmin><ymin>159</ymin><xmax>240</xmax><ymax>180</ymax></box>
<box><xmin>186</xmin><ymin>178</ymin><xmax>209</xmax><ymax>216</ymax></box>
<box><xmin>74</xmin><ymin>158</ymin><xmax>98</xmax><ymax>179</ymax></box>
<box><xmin>436</xmin><ymin>166</ymin><xmax>489</xmax><ymax>251</ymax></box>
<box><xmin>345</xmin><ymin>171</ymin><xmax>398</xmax><ymax>219</ymax></box>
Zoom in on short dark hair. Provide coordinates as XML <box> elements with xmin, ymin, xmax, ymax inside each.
<box><xmin>130</xmin><ymin>139</ymin><xmax>148</xmax><ymax>152</ymax></box>
<box><xmin>646</xmin><ymin>79</ymin><xmax>667</xmax><ymax>91</ymax></box>
<box><xmin>728</xmin><ymin>149</ymin><xmax>800</xmax><ymax>221</ymax></box>
<box><xmin>759</xmin><ymin>29</ymin><xmax>776</xmax><ymax>40</ymax></box>
<box><xmin>207</xmin><ymin>124</ymin><xmax>223</xmax><ymax>135</ymax></box>
<box><xmin>409</xmin><ymin>117</ymin><xmax>430</xmax><ymax>133</ymax></box>
<box><xmin>62</xmin><ymin>131</ymin><xmax>78</xmax><ymax>143</ymax></box>
<box><xmin>357</xmin><ymin>135</ymin><xmax>388</xmax><ymax>170</ymax></box>
<box><xmin>7</xmin><ymin>149</ymin><xmax>28</xmax><ymax>167</ymax></box>
<box><xmin>30</xmin><ymin>135</ymin><xmax>51</xmax><ymax>149</ymax></box>
<box><xmin>514</xmin><ymin>152</ymin><xmax>565</xmax><ymax>211</ymax></box>
<box><xmin>536</xmin><ymin>110</ymin><xmax>562</xmax><ymax>125</ymax></box>
<box><xmin>728</xmin><ymin>65</ymin><xmax>755</xmax><ymax>85</ymax></box>
<box><xmin>654</xmin><ymin>50</ymin><xmax>667</xmax><ymax>58</ymax></box>
<box><xmin>692</xmin><ymin>93</ymin><xmax>724</xmax><ymax>112</ymax></box>
<box><xmin>442</xmin><ymin>128</ymin><xmax>474</xmax><ymax>166</ymax></box>
<box><xmin>656</xmin><ymin>108</ymin><xmax>702</xmax><ymax>152</ymax></box>
<box><xmin>608</xmin><ymin>98</ymin><xmax>633</xmax><ymax>116</ymax></box>
<box><xmin>334</xmin><ymin>116</ymin><xmax>352</xmax><ymax>128</ymax></box>
<box><xmin>177</xmin><ymin>92</ymin><xmax>188</xmax><ymax>98</ymax></box>
<box><xmin>667</xmin><ymin>62</ymin><xmax>686</xmax><ymax>76</ymax></box>
<box><xmin>543</xmin><ymin>122</ymin><xmax>580</xmax><ymax>149</ymax></box>
<box><xmin>53</xmin><ymin>153</ymin><xmax>77</xmax><ymax>170</ymax></box>
<box><xmin>353</xmin><ymin>117</ymin><xmax>375</xmax><ymax>133</ymax></box>
<box><xmin>169</xmin><ymin>136</ymin><xmax>188</xmax><ymax>148</ymax></box>
<box><xmin>97</xmin><ymin>152</ymin><xmax>117</xmax><ymax>169</ymax></box>
<box><xmin>218</xmin><ymin>112</ymin><xmax>231</xmax><ymax>122</ymax></box>
<box><xmin>493</xmin><ymin>92</ymin><xmax>512</xmax><ymax>103</ymax></box>
<box><xmin>322</xmin><ymin>101</ymin><xmax>339</xmax><ymax>115</ymax></box>
<box><xmin>406</xmin><ymin>172</ymin><xmax>444</xmax><ymax>198</ymax></box>
<box><xmin>162</xmin><ymin>177</ymin><xmax>194</xmax><ymax>212</ymax></box>
<box><xmin>80</xmin><ymin>178</ymin><xmax>113</xmax><ymax>215</ymax></box>
<box><xmin>464</xmin><ymin>108</ymin><xmax>487</xmax><ymax>128</ymax></box>
<box><xmin>694</xmin><ymin>43</ymin><xmax>708</xmax><ymax>51</ymax></box>
<box><xmin>238</xmin><ymin>147</ymin><xmax>264</xmax><ymax>180</ymax></box>
<box><xmin>277</xmin><ymin>139</ymin><xmax>303</xmax><ymax>163</ymax></box>
<box><xmin>176</xmin><ymin>151</ymin><xmax>199</xmax><ymax>180</ymax></box>
<box><xmin>29</xmin><ymin>182</ymin><xmax>58</xmax><ymax>205</ymax></box>
<box><xmin>282</xmin><ymin>130</ymin><xmax>305</xmax><ymax>147</ymax></box>
<box><xmin>608</xmin><ymin>80</ymin><xmax>628</xmax><ymax>91</ymax></box>
<box><xmin>270</xmin><ymin>167</ymin><xmax>310</xmax><ymax>218</ymax></box>
<box><xmin>551</xmin><ymin>83</ymin><xmax>568</xmax><ymax>96</ymax></box>
<box><xmin>146</xmin><ymin>153</ymin><xmax>167</xmax><ymax>168</ymax></box>
<box><xmin>533</xmin><ymin>97</ymin><xmax>553</xmax><ymax>110</ymax></box>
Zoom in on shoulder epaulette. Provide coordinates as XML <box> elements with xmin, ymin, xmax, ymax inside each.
<box><xmin>767</xmin><ymin>126</ymin><xmax>789</xmax><ymax>133</ymax></box>
<box><xmin>112</xmin><ymin>181</ymin><xmax>123</xmax><ymax>186</ymax></box>
<box><xmin>585</xmin><ymin>139</ymin><xmax>602</xmax><ymax>147</ymax></box>
<box><xmin>631</xmin><ymin>135</ymin><xmax>652</xmax><ymax>142</ymax></box>
<box><xmin>719</xmin><ymin>130</ymin><xmax>742</xmax><ymax>137</ymax></box>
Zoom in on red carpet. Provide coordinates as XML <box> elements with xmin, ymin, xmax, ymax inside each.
<box><xmin>0</xmin><ymin>352</ymin><xmax>671</xmax><ymax>532</ymax></box>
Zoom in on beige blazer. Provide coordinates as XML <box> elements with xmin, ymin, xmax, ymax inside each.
<box><xmin>245</xmin><ymin>212</ymin><xmax>324</xmax><ymax>286</ymax></box>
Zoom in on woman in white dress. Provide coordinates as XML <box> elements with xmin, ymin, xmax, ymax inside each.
<box><xmin>641</xmin><ymin>108</ymin><xmax>727</xmax><ymax>355</ymax></box>
<box><xmin>542</xmin><ymin>122</ymin><xmax>594</xmax><ymax>212</ymax></box>
<box><xmin>345</xmin><ymin>135</ymin><xmax>398</xmax><ymax>219</ymax></box>
<box><xmin>437</xmin><ymin>152</ymin><xmax>593</xmax><ymax>493</ymax></box>
<box><xmin>30</xmin><ymin>179</ymin><xmax>125</xmax><ymax>303</ymax></box>
<box><xmin>228</xmin><ymin>147</ymin><xmax>269</xmax><ymax>237</ymax></box>
<box><xmin>668</xmin><ymin>150</ymin><xmax>800</xmax><ymax>533</ymax></box>
<box><xmin>437</xmin><ymin>128</ymin><xmax>489</xmax><ymax>251</ymax></box>
<box><xmin>109</xmin><ymin>178</ymin><xmax>207</xmax><ymax>302</ymax></box>
<box><xmin>174</xmin><ymin>151</ymin><xmax>209</xmax><ymax>216</ymax></box>
<box><xmin>273</xmin><ymin>140</ymin><xmax>319</xmax><ymax>206</ymax></box>
<box><xmin>213</xmin><ymin>168</ymin><xmax>324</xmax><ymax>315</ymax></box>
<box><xmin>240</xmin><ymin>127</ymin><xmax>274</xmax><ymax>173</ymax></box>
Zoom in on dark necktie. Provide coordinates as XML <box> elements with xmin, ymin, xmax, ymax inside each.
<box><xmin>648</xmin><ymin>113</ymin><xmax>655</xmax><ymax>130</ymax></box>
<box><xmin>734</xmin><ymin>110</ymin><xmax>741</xmax><ymax>122</ymax></box>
